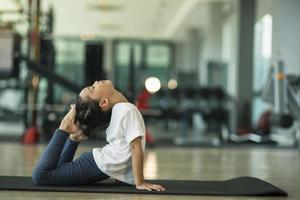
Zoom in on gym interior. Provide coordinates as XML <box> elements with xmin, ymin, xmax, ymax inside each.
<box><xmin>0</xmin><ymin>0</ymin><xmax>300</xmax><ymax>199</ymax></box>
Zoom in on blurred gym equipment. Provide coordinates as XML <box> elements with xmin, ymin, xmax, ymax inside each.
<box><xmin>0</xmin><ymin>28</ymin><xmax>23</xmax><ymax>135</ymax></box>
<box><xmin>230</xmin><ymin>61</ymin><xmax>300</xmax><ymax>147</ymax></box>
<box><xmin>141</xmin><ymin>86</ymin><xmax>231</xmax><ymax>146</ymax></box>
<box><xmin>0</xmin><ymin>30</ymin><xmax>21</xmax><ymax>80</ymax></box>
<box><xmin>0</xmin><ymin>1</ymin><xmax>108</xmax><ymax>142</ymax></box>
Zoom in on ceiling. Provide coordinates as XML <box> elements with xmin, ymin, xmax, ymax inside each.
<box><xmin>1</xmin><ymin>0</ymin><xmax>232</xmax><ymax>40</ymax></box>
<box><xmin>43</xmin><ymin>0</ymin><xmax>227</xmax><ymax>40</ymax></box>
<box><xmin>48</xmin><ymin>0</ymin><xmax>191</xmax><ymax>39</ymax></box>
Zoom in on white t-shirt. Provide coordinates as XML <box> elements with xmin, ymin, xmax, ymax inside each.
<box><xmin>92</xmin><ymin>102</ymin><xmax>146</xmax><ymax>185</ymax></box>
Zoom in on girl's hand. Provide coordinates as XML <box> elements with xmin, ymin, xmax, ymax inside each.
<box><xmin>59</xmin><ymin>104</ymin><xmax>79</xmax><ymax>133</ymax></box>
<box><xmin>136</xmin><ymin>182</ymin><xmax>166</xmax><ymax>192</ymax></box>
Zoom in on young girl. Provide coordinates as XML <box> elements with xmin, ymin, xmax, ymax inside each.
<box><xmin>32</xmin><ymin>80</ymin><xmax>165</xmax><ymax>192</ymax></box>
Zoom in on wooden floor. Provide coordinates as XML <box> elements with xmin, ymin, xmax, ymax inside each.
<box><xmin>0</xmin><ymin>142</ymin><xmax>299</xmax><ymax>200</ymax></box>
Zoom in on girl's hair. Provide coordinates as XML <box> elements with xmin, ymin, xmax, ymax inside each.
<box><xmin>74</xmin><ymin>96</ymin><xmax>112</xmax><ymax>136</ymax></box>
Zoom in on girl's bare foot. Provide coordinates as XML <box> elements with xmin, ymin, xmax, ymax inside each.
<box><xmin>69</xmin><ymin>130</ymin><xmax>88</xmax><ymax>142</ymax></box>
<box><xmin>59</xmin><ymin>105</ymin><xmax>79</xmax><ymax>133</ymax></box>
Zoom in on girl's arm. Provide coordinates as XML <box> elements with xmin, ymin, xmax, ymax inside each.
<box><xmin>131</xmin><ymin>137</ymin><xmax>165</xmax><ymax>191</ymax></box>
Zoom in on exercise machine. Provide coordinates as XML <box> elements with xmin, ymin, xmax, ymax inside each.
<box><xmin>230</xmin><ymin>60</ymin><xmax>300</xmax><ymax>147</ymax></box>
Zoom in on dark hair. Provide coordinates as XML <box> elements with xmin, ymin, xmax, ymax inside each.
<box><xmin>74</xmin><ymin>96</ymin><xmax>112</xmax><ymax>136</ymax></box>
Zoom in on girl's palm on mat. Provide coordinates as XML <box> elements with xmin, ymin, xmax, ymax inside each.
<box><xmin>136</xmin><ymin>182</ymin><xmax>166</xmax><ymax>192</ymax></box>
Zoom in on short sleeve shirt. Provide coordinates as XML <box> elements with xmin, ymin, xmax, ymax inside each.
<box><xmin>92</xmin><ymin>102</ymin><xmax>146</xmax><ymax>185</ymax></box>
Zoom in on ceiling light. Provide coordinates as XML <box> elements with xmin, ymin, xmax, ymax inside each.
<box><xmin>80</xmin><ymin>32</ymin><xmax>95</xmax><ymax>41</ymax></box>
<box><xmin>87</xmin><ymin>2</ymin><xmax>123</xmax><ymax>12</ymax></box>
<box><xmin>145</xmin><ymin>77</ymin><xmax>161</xmax><ymax>93</ymax></box>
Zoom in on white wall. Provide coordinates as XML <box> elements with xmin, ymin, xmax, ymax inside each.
<box><xmin>257</xmin><ymin>0</ymin><xmax>300</xmax><ymax>75</ymax></box>
<box><xmin>171</xmin><ymin>1</ymin><xmax>210</xmax><ymax>84</ymax></box>
<box><xmin>223</xmin><ymin>1</ymin><xmax>239</xmax><ymax>97</ymax></box>
<box><xmin>199</xmin><ymin>0</ymin><xmax>239</xmax><ymax>96</ymax></box>
<box><xmin>199</xmin><ymin>2</ymin><xmax>222</xmax><ymax>86</ymax></box>
<box><xmin>172</xmin><ymin>1</ymin><xmax>225</xmax><ymax>85</ymax></box>
<box><xmin>272</xmin><ymin>0</ymin><xmax>300</xmax><ymax>74</ymax></box>
<box><xmin>172</xmin><ymin>0</ymin><xmax>239</xmax><ymax>96</ymax></box>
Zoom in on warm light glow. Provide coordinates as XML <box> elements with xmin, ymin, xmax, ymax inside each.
<box><xmin>144</xmin><ymin>152</ymin><xmax>158</xmax><ymax>179</ymax></box>
<box><xmin>168</xmin><ymin>79</ymin><xmax>177</xmax><ymax>89</ymax></box>
<box><xmin>261</xmin><ymin>14</ymin><xmax>272</xmax><ymax>59</ymax></box>
<box><xmin>32</xmin><ymin>76</ymin><xmax>39</xmax><ymax>88</ymax></box>
<box><xmin>145</xmin><ymin>77</ymin><xmax>161</xmax><ymax>93</ymax></box>
<box><xmin>80</xmin><ymin>32</ymin><xmax>95</xmax><ymax>41</ymax></box>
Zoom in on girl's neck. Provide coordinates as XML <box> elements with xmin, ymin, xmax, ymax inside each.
<box><xmin>110</xmin><ymin>90</ymin><xmax>128</xmax><ymax>106</ymax></box>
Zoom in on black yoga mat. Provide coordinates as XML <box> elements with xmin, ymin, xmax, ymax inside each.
<box><xmin>0</xmin><ymin>176</ymin><xmax>287</xmax><ymax>196</ymax></box>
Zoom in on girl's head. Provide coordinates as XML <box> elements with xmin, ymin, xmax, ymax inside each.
<box><xmin>79</xmin><ymin>80</ymin><xmax>115</xmax><ymax>110</ymax></box>
<box><xmin>74</xmin><ymin>96</ymin><xmax>112</xmax><ymax>136</ymax></box>
<box><xmin>75</xmin><ymin>80</ymin><xmax>115</xmax><ymax>136</ymax></box>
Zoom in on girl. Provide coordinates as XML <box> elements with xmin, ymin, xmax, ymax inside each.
<box><xmin>32</xmin><ymin>80</ymin><xmax>165</xmax><ymax>192</ymax></box>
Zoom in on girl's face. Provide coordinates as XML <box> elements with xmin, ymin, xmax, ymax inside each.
<box><xmin>79</xmin><ymin>80</ymin><xmax>115</xmax><ymax>101</ymax></box>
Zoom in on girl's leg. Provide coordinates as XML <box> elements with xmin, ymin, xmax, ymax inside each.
<box><xmin>32</xmin><ymin>129</ymin><xmax>108</xmax><ymax>185</ymax></box>
<box><xmin>32</xmin><ymin>152</ymin><xmax>108</xmax><ymax>185</ymax></box>
<box><xmin>32</xmin><ymin>129</ymin><xmax>69</xmax><ymax>174</ymax></box>
<box><xmin>57</xmin><ymin>138</ymin><xmax>79</xmax><ymax>166</ymax></box>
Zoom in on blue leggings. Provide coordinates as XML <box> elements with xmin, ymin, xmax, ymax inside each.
<box><xmin>32</xmin><ymin>129</ymin><xmax>108</xmax><ymax>186</ymax></box>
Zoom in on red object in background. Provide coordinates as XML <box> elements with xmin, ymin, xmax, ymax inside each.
<box><xmin>136</xmin><ymin>89</ymin><xmax>151</xmax><ymax>110</ymax></box>
<box><xmin>145</xmin><ymin>128</ymin><xmax>155</xmax><ymax>147</ymax></box>
<box><xmin>257</xmin><ymin>110</ymin><xmax>271</xmax><ymax>134</ymax></box>
<box><xmin>21</xmin><ymin>127</ymin><xmax>39</xmax><ymax>144</ymax></box>
<box><xmin>136</xmin><ymin>89</ymin><xmax>155</xmax><ymax>146</ymax></box>
<box><xmin>236</xmin><ymin>127</ymin><xmax>252</xmax><ymax>135</ymax></box>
